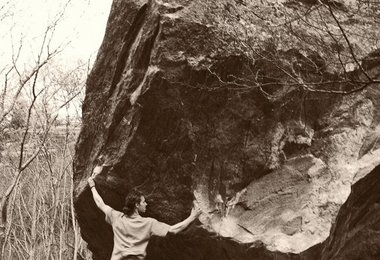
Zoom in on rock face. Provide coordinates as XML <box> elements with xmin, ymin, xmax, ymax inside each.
<box><xmin>73</xmin><ymin>0</ymin><xmax>380</xmax><ymax>259</ymax></box>
<box><xmin>317</xmin><ymin>164</ymin><xmax>380</xmax><ymax>260</ymax></box>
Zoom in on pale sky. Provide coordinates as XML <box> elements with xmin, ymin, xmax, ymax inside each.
<box><xmin>0</xmin><ymin>0</ymin><xmax>113</xmax><ymax>67</ymax></box>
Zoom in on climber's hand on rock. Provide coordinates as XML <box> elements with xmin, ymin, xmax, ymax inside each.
<box><xmin>190</xmin><ymin>203</ymin><xmax>202</xmax><ymax>219</ymax></box>
<box><xmin>88</xmin><ymin>176</ymin><xmax>95</xmax><ymax>188</ymax></box>
<box><xmin>92</xmin><ymin>165</ymin><xmax>103</xmax><ymax>177</ymax></box>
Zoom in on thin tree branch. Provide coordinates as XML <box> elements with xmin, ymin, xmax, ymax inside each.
<box><xmin>324</xmin><ymin>2</ymin><xmax>373</xmax><ymax>82</ymax></box>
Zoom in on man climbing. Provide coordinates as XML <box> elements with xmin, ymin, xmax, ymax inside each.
<box><xmin>88</xmin><ymin>175</ymin><xmax>201</xmax><ymax>260</ymax></box>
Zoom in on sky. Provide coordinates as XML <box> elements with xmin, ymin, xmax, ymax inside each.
<box><xmin>0</xmin><ymin>0</ymin><xmax>113</xmax><ymax>67</ymax></box>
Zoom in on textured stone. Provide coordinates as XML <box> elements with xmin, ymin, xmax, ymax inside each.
<box><xmin>73</xmin><ymin>0</ymin><xmax>380</xmax><ymax>259</ymax></box>
<box><xmin>310</xmin><ymin>164</ymin><xmax>380</xmax><ymax>260</ymax></box>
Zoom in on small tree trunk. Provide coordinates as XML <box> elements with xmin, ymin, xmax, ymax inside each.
<box><xmin>29</xmin><ymin>167</ymin><xmax>39</xmax><ymax>260</ymax></box>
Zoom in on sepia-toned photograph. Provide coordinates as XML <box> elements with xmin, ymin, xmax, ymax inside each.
<box><xmin>1</xmin><ymin>0</ymin><xmax>380</xmax><ymax>259</ymax></box>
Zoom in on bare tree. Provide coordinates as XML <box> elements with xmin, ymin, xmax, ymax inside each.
<box><xmin>0</xmin><ymin>2</ymin><xmax>90</xmax><ymax>259</ymax></box>
<box><xmin>0</xmin><ymin>62</ymin><xmax>87</xmax><ymax>259</ymax></box>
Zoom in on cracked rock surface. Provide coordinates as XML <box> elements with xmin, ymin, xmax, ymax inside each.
<box><xmin>73</xmin><ymin>0</ymin><xmax>380</xmax><ymax>259</ymax></box>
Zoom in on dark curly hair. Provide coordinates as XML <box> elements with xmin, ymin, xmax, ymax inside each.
<box><xmin>123</xmin><ymin>189</ymin><xmax>143</xmax><ymax>216</ymax></box>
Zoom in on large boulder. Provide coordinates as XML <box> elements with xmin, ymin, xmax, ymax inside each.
<box><xmin>73</xmin><ymin>0</ymin><xmax>380</xmax><ymax>259</ymax></box>
<box><xmin>318</xmin><ymin>164</ymin><xmax>380</xmax><ymax>260</ymax></box>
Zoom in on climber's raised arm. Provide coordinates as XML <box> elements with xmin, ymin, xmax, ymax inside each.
<box><xmin>168</xmin><ymin>204</ymin><xmax>201</xmax><ymax>234</ymax></box>
<box><xmin>88</xmin><ymin>176</ymin><xmax>112</xmax><ymax>214</ymax></box>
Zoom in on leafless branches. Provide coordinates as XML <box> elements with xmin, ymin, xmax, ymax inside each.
<box><xmin>206</xmin><ymin>1</ymin><xmax>380</xmax><ymax>99</ymax></box>
<box><xmin>0</xmin><ymin>1</ymin><xmax>89</xmax><ymax>258</ymax></box>
<box><xmin>1</xmin><ymin>119</ymin><xmax>89</xmax><ymax>259</ymax></box>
